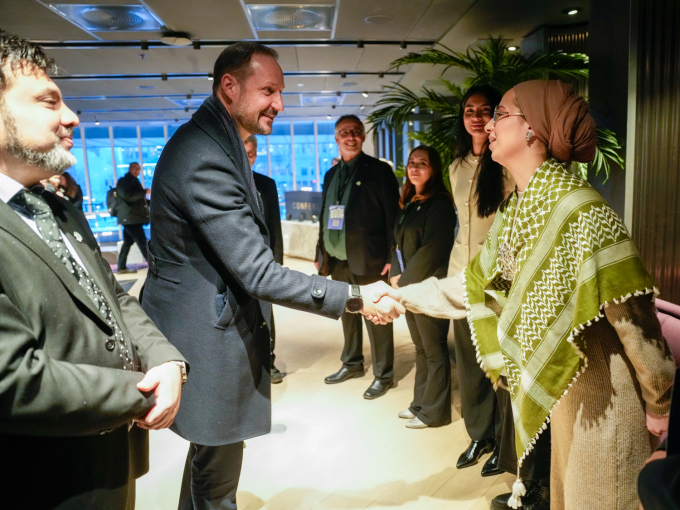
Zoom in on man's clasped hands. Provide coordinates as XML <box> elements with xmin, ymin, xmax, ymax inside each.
<box><xmin>358</xmin><ymin>281</ymin><xmax>405</xmax><ymax>325</ymax></box>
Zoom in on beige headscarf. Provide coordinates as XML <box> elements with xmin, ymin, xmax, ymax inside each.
<box><xmin>513</xmin><ymin>80</ymin><xmax>597</xmax><ymax>163</ymax></box>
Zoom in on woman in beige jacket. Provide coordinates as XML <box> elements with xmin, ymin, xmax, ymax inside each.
<box><xmin>448</xmin><ymin>85</ymin><xmax>515</xmax><ymax>477</ymax></box>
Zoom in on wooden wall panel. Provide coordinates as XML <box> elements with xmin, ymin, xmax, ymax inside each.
<box><xmin>633</xmin><ymin>0</ymin><xmax>680</xmax><ymax>304</ymax></box>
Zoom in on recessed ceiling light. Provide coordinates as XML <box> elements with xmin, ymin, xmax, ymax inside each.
<box><xmin>360</xmin><ymin>105</ymin><xmax>365</xmax><ymax>110</ymax></box>
<box><xmin>362</xmin><ymin>92</ymin><xmax>369</xmax><ymax>97</ymax></box>
<box><xmin>208</xmin><ymin>74</ymin><xmax>213</xmax><ymax>81</ymax></box>
<box><xmin>297</xmin><ymin>83</ymin><xmax>304</xmax><ymax>87</ymax></box>
<box><xmin>508</xmin><ymin>46</ymin><xmax>517</xmax><ymax>51</ymax></box>
<box><xmin>562</xmin><ymin>7</ymin><xmax>582</xmax><ymax>15</ymax></box>
<box><xmin>95</xmin><ymin>119</ymin><xmax>100</xmax><ymax>125</ymax></box>
<box><xmin>138</xmin><ymin>85</ymin><xmax>155</xmax><ymax>90</ymax></box>
<box><xmin>364</xmin><ymin>15</ymin><xmax>393</xmax><ymax>24</ymax></box>
<box><xmin>327</xmin><ymin>114</ymin><xmax>332</xmax><ymax>119</ymax></box>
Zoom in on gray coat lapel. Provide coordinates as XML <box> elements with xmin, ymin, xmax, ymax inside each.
<box><xmin>0</xmin><ymin>200</ymin><xmax>112</xmax><ymax>331</ymax></box>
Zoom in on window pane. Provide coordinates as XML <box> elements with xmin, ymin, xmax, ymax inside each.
<box><xmin>269</xmin><ymin>122</ymin><xmax>292</xmax><ymax>218</ymax></box>
<box><xmin>83</xmin><ymin>127</ymin><xmax>120</xmax><ymax>243</ymax></box>
<box><xmin>85</xmin><ymin>127</ymin><xmax>114</xmax><ymax>213</ymax></box>
<box><xmin>140</xmin><ymin>126</ymin><xmax>165</xmax><ymax>186</ymax></box>
<box><xmin>317</xmin><ymin>121</ymin><xmax>339</xmax><ymax>187</ymax></box>
<box><xmin>112</xmin><ymin>126</ymin><xmax>140</xmax><ymax>183</ymax></box>
<box><xmin>70</xmin><ymin>128</ymin><xmax>89</xmax><ymax>211</ymax></box>
<box><xmin>292</xmin><ymin>122</ymin><xmax>315</xmax><ymax>191</ymax></box>
<box><xmin>251</xmin><ymin>134</ymin><xmax>269</xmax><ymax>176</ymax></box>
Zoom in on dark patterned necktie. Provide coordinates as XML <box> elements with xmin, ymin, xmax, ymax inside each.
<box><xmin>11</xmin><ymin>189</ymin><xmax>133</xmax><ymax>370</ymax></box>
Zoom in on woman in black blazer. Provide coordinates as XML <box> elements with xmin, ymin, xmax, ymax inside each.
<box><xmin>390</xmin><ymin>146</ymin><xmax>457</xmax><ymax>428</ymax></box>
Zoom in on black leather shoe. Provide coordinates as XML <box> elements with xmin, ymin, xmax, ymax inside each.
<box><xmin>490</xmin><ymin>480</ymin><xmax>549</xmax><ymax>510</ymax></box>
<box><xmin>363</xmin><ymin>378</ymin><xmax>393</xmax><ymax>399</ymax></box>
<box><xmin>456</xmin><ymin>438</ymin><xmax>495</xmax><ymax>469</ymax></box>
<box><xmin>271</xmin><ymin>365</ymin><xmax>283</xmax><ymax>384</ymax></box>
<box><xmin>324</xmin><ymin>366</ymin><xmax>364</xmax><ymax>384</ymax></box>
<box><xmin>480</xmin><ymin>446</ymin><xmax>502</xmax><ymax>477</ymax></box>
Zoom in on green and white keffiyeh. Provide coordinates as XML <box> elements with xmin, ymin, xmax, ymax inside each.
<box><xmin>463</xmin><ymin>159</ymin><xmax>656</xmax><ymax>464</ymax></box>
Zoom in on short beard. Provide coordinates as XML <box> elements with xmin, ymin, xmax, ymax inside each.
<box><xmin>232</xmin><ymin>98</ymin><xmax>276</xmax><ymax>136</ymax></box>
<box><xmin>0</xmin><ymin>101</ymin><xmax>76</xmax><ymax>176</ymax></box>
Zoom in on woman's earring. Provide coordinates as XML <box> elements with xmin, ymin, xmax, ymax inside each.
<box><xmin>526</xmin><ymin>131</ymin><xmax>533</xmax><ymax>141</ymax></box>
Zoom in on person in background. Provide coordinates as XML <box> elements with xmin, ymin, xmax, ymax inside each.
<box><xmin>0</xmin><ymin>30</ymin><xmax>186</xmax><ymax>510</ymax></box>
<box><xmin>374</xmin><ymin>80</ymin><xmax>675</xmax><ymax>510</ymax></box>
<box><xmin>116</xmin><ymin>161</ymin><xmax>149</xmax><ymax>274</ymax></box>
<box><xmin>449</xmin><ymin>85</ymin><xmax>516</xmax><ymax>478</ymax></box>
<box><xmin>316</xmin><ymin>114</ymin><xmax>400</xmax><ymax>400</ymax></box>
<box><xmin>58</xmin><ymin>171</ymin><xmax>83</xmax><ymax>211</ymax></box>
<box><xmin>390</xmin><ymin>146</ymin><xmax>456</xmax><ymax>429</ymax></box>
<box><xmin>244</xmin><ymin>134</ymin><xmax>284</xmax><ymax>384</ymax></box>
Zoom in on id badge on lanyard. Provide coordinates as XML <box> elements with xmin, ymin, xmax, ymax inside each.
<box><xmin>328</xmin><ymin>205</ymin><xmax>345</xmax><ymax>230</ymax></box>
<box><xmin>395</xmin><ymin>246</ymin><xmax>405</xmax><ymax>272</ymax></box>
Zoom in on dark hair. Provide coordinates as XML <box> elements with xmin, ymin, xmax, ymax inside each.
<box><xmin>456</xmin><ymin>85</ymin><xmax>506</xmax><ymax>218</ymax></box>
<box><xmin>400</xmin><ymin>146</ymin><xmax>452</xmax><ymax>208</ymax></box>
<box><xmin>60</xmin><ymin>171</ymin><xmax>79</xmax><ymax>199</ymax></box>
<box><xmin>244</xmin><ymin>134</ymin><xmax>257</xmax><ymax>148</ymax></box>
<box><xmin>0</xmin><ymin>30</ymin><xmax>55</xmax><ymax>96</ymax></box>
<box><xmin>335</xmin><ymin>115</ymin><xmax>364</xmax><ymax>132</ymax></box>
<box><xmin>212</xmin><ymin>42</ymin><xmax>279</xmax><ymax>94</ymax></box>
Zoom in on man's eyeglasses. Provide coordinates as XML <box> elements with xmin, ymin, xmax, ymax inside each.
<box><xmin>336</xmin><ymin>129</ymin><xmax>364</xmax><ymax>138</ymax></box>
<box><xmin>493</xmin><ymin>106</ymin><xmax>525</xmax><ymax>124</ymax></box>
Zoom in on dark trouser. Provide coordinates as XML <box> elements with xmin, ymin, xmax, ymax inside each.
<box><xmin>178</xmin><ymin>442</ymin><xmax>244</xmax><ymax>510</ymax></box>
<box><xmin>496</xmin><ymin>384</ymin><xmax>551</xmax><ymax>482</ymax></box>
<box><xmin>117</xmin><ymin>223</ymin><xmax>148</xmax><ymax>269</ymax></box>
<box><xmin>330</xmin><ymin>258</ymin><xmax>394</xmax><ymax>382</ymax></box>
<box><xmin>452</xmin><ymin>318</ymin><xmax>497</xmax><ymax>441</ymax></box>
<box><xmin>638</xmin><ymin>453</ymin><xmax>680</xmax><ymax>510</ymax></box>
<box><xmin>405</xmin><ymin>311</ymin><xmax>451</xmax><ymax>426</ymax></box>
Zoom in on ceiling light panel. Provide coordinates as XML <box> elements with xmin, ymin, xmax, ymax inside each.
<box><xmin>246</xmin><ymin>4</ymin><xmax>335</xmax><ymax>31</ymax></box>
<box><xmin>300</xmin><ymin>94</ymin><xmax>344</xmax><ymax>106</ymax></box>
<box><xmin>47</xmin><ymin>4</ymin><xmax>165</xmax><ymax>32</ymax></box>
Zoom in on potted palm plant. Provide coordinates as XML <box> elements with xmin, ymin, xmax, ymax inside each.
<box><xmin>367</xmin><ymin>36</ymin><xmax>623</xmax><ymax>182</ymax></box>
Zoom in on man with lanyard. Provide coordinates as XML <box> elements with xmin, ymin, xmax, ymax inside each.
<box><xmin>316</xmin><ymin>115</ymin><xmax>400</xmax><ymax>399</ymax></box>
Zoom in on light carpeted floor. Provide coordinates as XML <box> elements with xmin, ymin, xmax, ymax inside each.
<box><xmin>118</xmin><ymin>257</ymin><xmax>513</xmax><ymax>510</ymax></box>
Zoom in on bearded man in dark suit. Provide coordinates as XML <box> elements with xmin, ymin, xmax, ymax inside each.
<box><xmin>0</xmin><ymin>31</ymin><xmax>186</xmax><ymax>510</ymax></box>
<box><xmin>142</xmin><ymin>41</ymin><xmax>404</xmax><ymax>510</ymax></box>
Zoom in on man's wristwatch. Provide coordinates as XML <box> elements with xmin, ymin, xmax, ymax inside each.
<box><xmin>171</xmin><ymin>361</ymin><xmax>188</xmax><ymax>385</ymax></box>
<box><xmin>345</xmin><ymin>284</ymin><xmax>363</xmax><ymax>313</ymax></box>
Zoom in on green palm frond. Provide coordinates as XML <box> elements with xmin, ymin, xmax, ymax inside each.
<box><xmin>371</xmin><ymin>35</ymin><xmax>620</xmax><ymax>184</ymax></box>
<box><xmin>366</xmin><ymin>83</ymin><xmax>458</xmax><ymax>132</ymax></box>
<box><xmin>576</xmin><ymin>126</ymin><xmax>625</xmax><ymax>181</ymax></box>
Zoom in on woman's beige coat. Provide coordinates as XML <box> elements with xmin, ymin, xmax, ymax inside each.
<box><xmin>447</xmin><ymin>153</ymin><xmax>515</xmax><ymax>276</ymax></box>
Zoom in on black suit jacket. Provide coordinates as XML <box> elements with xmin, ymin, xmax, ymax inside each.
<box><xmin>316</xmin><ymin>152</ymin><xmax>400</xmax><ymax>276</ymax></box>
<box><xmin>116</xmin><ymin>172</ymin><xmax>149</xmax><ymax>225</ymax></box>
<box><xmin>0</xmin><ymin>193</ymin><xmax>184</xmax><ymax>510</ymax></box>
<box><xmin>253</xmin><ymin>171</ymin><xmax>283</xmax><ymax>264</ymax></box>
<box><xmin>142</xmin><ymin>101</ymin><xmax>348</xmax><ymax>446</ymax></box>
<box><xmin>390</xmin><ymin>194</ymin><xmax>457</xmax><ymax>287</ymax></box>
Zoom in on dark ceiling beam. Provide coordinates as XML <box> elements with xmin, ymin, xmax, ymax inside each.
<box><xmin>63</xmin><ymin>91</ymin><xmax>384</xmax><ymax>100</ymax></box>
<box><xmin>74</xmin><ymin>105</ymin><xmax>367</xmax><ymax>113</ymax></box>
<box><xmin>35</xmin><ymin>39</ymin><xmax>435</xmax><ymax>50</ymax></box>
<box><xmin>52</xmin><ymin>71</ymin><xmax>402</xmax><ymax>81</ymax></box>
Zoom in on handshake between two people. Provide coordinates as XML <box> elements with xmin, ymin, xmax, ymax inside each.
<box><xmin>358</xmin><ymin>280</ymin><xmax>405</xmax><ymax>325</ymax></box>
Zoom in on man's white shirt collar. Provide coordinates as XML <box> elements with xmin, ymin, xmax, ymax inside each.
<box><xmin>0</xmin><ymin>171</ymin><xmax>26</xmax><ymax>204</ymax></box>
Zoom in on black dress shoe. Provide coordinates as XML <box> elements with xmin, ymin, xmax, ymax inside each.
<box><xmin>456</xmin><ymin>438</ymin><xmax>495</xmax><ymax>469</ymax></box>
<box><xmin>363</xmin><ymin>378</ymin><xmax>394</xmax><ymax>399</ymax></box>
<box><xmin>271</xmin><ymin>365</ymin><xmax>283</xmax><ymax>384</ymax></box>
<box><xmin>324</xmin><ymin>366</ymin><xmax>364</xmax><ymax>384</ymax></box>
<box><xmin>480</xmin><ymin>446</ymin><xmax>502</xmax><ymax>477</ymax></box>
<box><xmin>491</xmin><ymin>480</ymin><xmax>549</xmax><ymax>510</ymax></box>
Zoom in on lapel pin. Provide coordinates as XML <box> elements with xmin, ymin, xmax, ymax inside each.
<box><xmin>356</xmin><ymin>181</ymin><xmax>361</xmax><ymax>186</ymax></box>
<box><xmin>74</xmin><ymin>232</ymin><xmax>83</xmax><ymax>243</ymax></box>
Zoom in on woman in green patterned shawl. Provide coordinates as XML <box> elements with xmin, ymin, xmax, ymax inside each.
<box><xmin>373</xmin><ymin>80</ymin><xmax>675</xmax><ymax>510</ymax></box>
